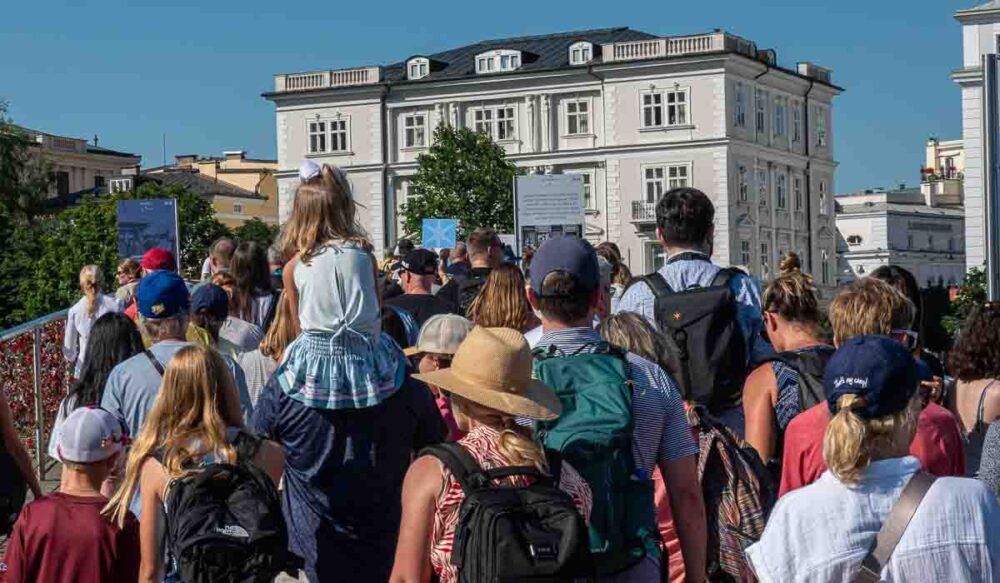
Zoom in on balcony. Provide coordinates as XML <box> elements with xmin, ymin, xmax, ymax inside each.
<box><xmin>602</xmin><ymin>31</ymin><xmax>755</xmax><ymax>64</ymax></box>
<box><xmin>273</xmin><ymin>66</ymin><xmax>382</xmax><ymax>93</ymax></box>
<box><xmin>631</xmin><ymin>201</ymin><xmax>656</xmax><ymax>222</ymax></box>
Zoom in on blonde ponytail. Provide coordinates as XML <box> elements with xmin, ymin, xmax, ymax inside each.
<box><xmin>498</xmin><ymin>422</ymin><xmax>549</xmax><ymax>473</ymax></box>
<box><xmin>823</xmin><ymin>394</ymin><xmax>920</xmax><ymax>484</ymax></box>
<box><xmin>79</xmin><ymin>265</ymin><xmax>103</xmax><ymax>318</ymax></box>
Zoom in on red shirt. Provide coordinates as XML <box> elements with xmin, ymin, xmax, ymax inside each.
<box><xmin>779</xmin><ymin>402</ymin><xmax>965</xmax><ymax>497</ymax></box>
<box><xmin>0</xmin><ymin>492</ymin><xmax>140</xmax><ymax>583</ymax></box>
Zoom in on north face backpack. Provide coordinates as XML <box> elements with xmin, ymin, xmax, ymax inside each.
<box><xmin>643</xmin><ymin>261</ymin><xmax>747</xmax><ymax>414</ymax></box>
<box><xmin>761</xmin><ymin>346</ymin><xmax>836</xmax><ymax>414</ymax></box>
<box><xmin>690</xmin><ymin>407</ymin><xmax>776</xmax><ymax>582</ymax></box>
<box><xmin>162</xmin><ymin>430</ymin><xmax>287</xmax><ymax>583</ymax></box>
<box><xmin>533</xmin><ymin>342</ymin><xmax>658</xmax><ymax>576</ymax></box>
<box><xmin>421</xmin><ymin>442</ymin><xmax>591</xmax><ymax>582</ymax></box>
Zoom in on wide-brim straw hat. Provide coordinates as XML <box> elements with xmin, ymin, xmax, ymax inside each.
<box><xmin>412</xmin><ymin>326</ymin><xmax>562</xmax><ymax>421</ymax></box>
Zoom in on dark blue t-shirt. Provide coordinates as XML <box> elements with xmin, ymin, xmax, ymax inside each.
<box><xmin>251</xmin><ymin>376</ymin><xmax>446</xmax><ymax>582</ymax></box>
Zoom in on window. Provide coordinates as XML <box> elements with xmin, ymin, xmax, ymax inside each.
<box><xmin>756</xmin><ymin>89</ymin><xmax>767</xmax><ymax>135</ymax></box>
<box><xmin>847</xmin><ymin>235</ymin><xmax>863</xmax><ymax>246</ymax></box>
<box><xmin>816</xmin><ymin>106</ymin><xmax>828</xmax><ymax>147</ymax></box>
<box><xmin>645</xmin><ymin>240</ymin><xmax>668</xmax><ymax>273</ymax></box>
<box><xmin>665</xmin><ymin>90</ymin><xmax>688</xmax><ymax>126</ymax></box>
<box><xmin>308</xmin><ymin>120</ymin><xmax>327</xmax><ymax>154</ymax></box>
<box><xmin>569</xmin><ymin>42</ymin><xmax>593</xmax><ymax>65</ymax></box>
<box><xmin>399</xmin><ymin>180</ymin><xmax>414</xmax><ymax>206</ymax></box>
<box><xmin>907</xmin><ymin>234</ymin><xmax>914</xmax><ymax>249</ymax></box>
<box><xmin>948</xmin><ymin>237</ymin><xmax>955</xmax><ymax>252</ymax></box>
<box><xmin>566</xmin><ymin>100</ymin><xmax>590</xmax><ymax>135</ymax></box>
<box><xmin>475</xmin><ymin>50</ymin><xmax>522</xmax><ymax>73</ymax></box>
<box><xmin>776</xmin><ymin>173</ymin><xmax>787</xmax><ymax>209</ymax></box>
<box><xmin>233</xmin><ymin>203</ymin><xmax>244</xmax><ymax>214</ymax></box>
<box><xmin>641</xmin><ymin>92</ymin><xmax>664</xmax><ymax>128</ymax></box>
<box><xmin>94</xmin><ymin>175</ymin><xmax>106</xmax><ymax>189</ymax></box>
<box><xmin>580</xmin><ymin>174</ymin><xmax>593</xmax><ymax>209</ymax></box>
<box><xmin>793</xmin><ymin>176</ymin><xmax>803</xmax><ymax>210</ymax></box>
<box><xmin>738</xmin><ymin>165</ymin><xmax>749</xmax><ymax>202</ymax></box>
<box><xmin>774</xmin><ymin>97</ymin><xmax>786</xmax><ymax>138</ymax></box>
<box><xmin>740</xmin><ymin>240</ymin><xmax>751</xmax><ymax>266</ymax></box>
<box><xmin>928</xmin><ymin>235</ymin><xmax>935</xmax><ymax>250</ymax></box>
<box><xmin>760</xmin><ymin>240</ymin><xmax>771</xmax><ymax>280</ymax></box>
<box><xmin>330</xmin><ymin>119</ymin><xmax>349</xmax><ymax>152</ymax></box>
<box><xmin>110</xmin><ymin>178</ymin><xmax>132</xmax><ymax>193</ymax></box>
<box><xmin>821</xmin><ymin>249</ymin><xmax>830</xmax><ymax>284</ymax></box>
<box><xmin>403</xmin><ymin>114</ymin><xmax>427</xmax><ymax>148</ymax></box>
<box><xmin>644</xmin><ymin>167</ymin><xmax>665</xmax><ymax>203</ymax></box>
<box><xmin>792</xmin><ymin>102</ymin><xmax>802</xmax><ymax>144</ymax></box>
<box><xmin>474</xmin><ymin>107</ymin><xmax>515</xmax><ymax>141</ymax></box>
<box><xmin>734</xmin><ymin>82</ymin><xmax>747</xmax><ymax>128</ymax></box>
<box><xmin>757</xmin><ymin>168</ymin><xmax>768</xmax><ymax>207</ymax></box>
<box><xmin>407</xmin><ymin>58</ymin><xmax>429</xmax><ymax>80</ymax></box>
<box><xmin>818</xmin><ymin>180</ymin><xmax>828</xmax><ymax>214</ymax></box>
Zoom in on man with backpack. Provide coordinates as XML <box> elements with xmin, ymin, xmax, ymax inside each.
<box><xmin>616</xmin><ymin>187</ymin><xmax>767</xmax><ymax>435</ymax></box>
<box><xmin>526</xmin><ymin>235</ymin><xmax>706</xmax><ymax>581</ymax></box>
<box><xmin>436</xmin><ymin>227</ymin><xmax>504</xmax><ymax>315</ymax></box>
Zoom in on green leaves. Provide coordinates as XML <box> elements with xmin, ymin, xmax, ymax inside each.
<box><xmin>401</xmin><ymin>125</ymin><xmax>516</xmax><ymax>241</ymax></box>
<box><xmin>943</xmin><ymin>266</ymin><xmax>987</xmax><ymax>338</ymax></box>
<box><xmin>234</xmin><ymin>217</ymin><xmax>280</xmax><ymax>249</ymax></box>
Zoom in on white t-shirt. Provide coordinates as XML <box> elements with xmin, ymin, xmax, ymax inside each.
<box><xmin>63</xmin><ymin>294</ymin><xmax>121</xmax><ymax>377</ymax></box>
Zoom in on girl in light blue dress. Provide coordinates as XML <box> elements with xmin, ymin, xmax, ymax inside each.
<box><xmin>277</xmin><ymin>163</ymin><xmax>404</xmax><ymax>409</ymax></box>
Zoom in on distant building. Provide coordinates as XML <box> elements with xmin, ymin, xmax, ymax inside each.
<box><xmin>264</xmin><ymin>27</ymin><xmax>840</xmax><ymax>286</ymax></box>
<box><xmin>17</xmin><ymin>126</ymin><xmax>140</xmax><ymax>200</ymax></box>
<box><xmin>145</xmin><ymin>151</ymin><xmax>277</xmax><ymax>228</ymax></box>
<box><xmin>836</xmin><ymin>142</ymin><xmax>965</xmax><ymax>288</ymax></box>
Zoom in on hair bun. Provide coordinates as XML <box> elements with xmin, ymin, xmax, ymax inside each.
<box><xmin>778</xmin><ymin>252</ymin><xmax>801</xmax><ymax>275</ymax></box>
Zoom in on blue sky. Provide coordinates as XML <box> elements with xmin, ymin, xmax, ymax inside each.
<box><xmin>0</xmin><ymin>0</ymin><xmax>975</xmax><ymax>192</ymax></box>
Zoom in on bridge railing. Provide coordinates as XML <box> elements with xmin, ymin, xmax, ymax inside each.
<box><xmin>0</xmin><ymin>309</ymin><xmax>69</xmax><ymax>481</ymax></box>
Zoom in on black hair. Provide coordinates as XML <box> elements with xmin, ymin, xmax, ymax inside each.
<box><xmin>68</xmin><ymin>313</ymin><xmax>144</xmax><ymax>409</ymax></box>
<box><xmin>870</xmin><ymin>265</ymin><xmax>923</xmax><ymax>338</ymax></box>
<box><xmin>655</xmin><ymin>187</ymin><xmax>715</xmax><ymax>247</ymax></box>
<box><xmin>381</xmin><ymin>307</ymin><xmax>410</xmax><ymax>349</ymax></box>
<box><xmin>231</xmin><ymin>241</ymin><xmax>272</xmax><ymax>320</ymax></box>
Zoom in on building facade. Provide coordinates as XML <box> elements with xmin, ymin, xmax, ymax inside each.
<box><xmin>18</xmin><ymin>126</ymin><xmax>141</xmax><ymax>199</ymax></box>
<box><xmin>145</xmin><ymin>151</ymin><xmax>278</xmax><ymax>227</ymax></box>
<box><xmin>265</xmin><ymin>28</ymin><xmax>840</xmax><ymax>283</ymax></box>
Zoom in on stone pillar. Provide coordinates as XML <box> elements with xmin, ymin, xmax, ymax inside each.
<box><xmin>449</xmin><ymin>102</ymin><xmax>460</xmax><ymax>128</ymax></box>
<box><xmin>435</xmin><ymin>103</ymin><xmax>445</xmax><ymax>127</ymax></box>
<box><xmin>540</xmin><ymin>95</ymin><xmax>551</xmax><ymax>152</ymax></box>
<box><xmin>525</xmin><ymin>95</ymin><xmax>536</xmax><ymax>152</ymax></box>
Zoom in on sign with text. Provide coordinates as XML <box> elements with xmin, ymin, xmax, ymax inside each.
<box><xmin>116</xmin><ymin>199</ymin><xmax>180</xmax><ymax>270</ymax></box>
<box><xmin>515</xmin><ymin>175</ymin><xmax>585</xmax><ymax>250</ymax></box>
<box><xmin>422</xmin><ymin>218</ymin><xmax>458</xmax><ymax>250</ymax></box>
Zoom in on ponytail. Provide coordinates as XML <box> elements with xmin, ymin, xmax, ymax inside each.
<box><xmin>763</xmin><ymin>252</ymin><xmax>820</xmax><ymax>325</ymax></box>
<box><xmin>498</xmin><ymin>421</ymin><xmax>549</xmax><ymax>473</ymax></box>
<box><xmin>79</xmin><ymin>265</ymin><xmax>103</xmax><ymax>318</ymax></box>
<box><xmin>822</xmin><ymin>394</ymin><xmax>919</xmax><ymax>484</ymax></box>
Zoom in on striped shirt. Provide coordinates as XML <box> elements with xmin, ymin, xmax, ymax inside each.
<box><xmin>536</xmin><ymin>328</ymin><xmax>698</xmax><ymax>475</ymax></box>
<box><xmin>430</xmin><ymin>425</ymin><xmax>592</xmax><ymax>583</ymax></box>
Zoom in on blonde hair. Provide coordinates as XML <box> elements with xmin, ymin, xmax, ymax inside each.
<box><xmin>104</xmin><ymin>345</ymin><xmax>243</xmax><ymax>527</ymax></box>
<box><xmin>141</xmin><ymin>316</ymin><xmax>188</xmax><ymax>343</ymax></box>
<box><xmin>598</xmin><ymin>312</ymin><xmax>674</xmax><ymax>375</ymax></box>
<box><xmin>280</xmin><ymin>164</ymin><xmax>368</xmax><ymax>264</ymax></box>
<box><xmin>260</xmin><ymin>291</ymin><xmax>299</xmax><ymax>362</ymax></box>
<box><xmin>117</xmin><ymin>258</ymin><xmax>141</xmax><ymax>282</ymax></box>
<box><xmin>763</xmin><ymin>253</ymin><xmax>821</xmax><ymax>326</ymax></box>
<box><xmin>828</xmin><ymin>278</ymin><xmax>915</xmax><ymax>345</ymax></box>
<box><xmin>451</xmin><ymin>395</ymin><xmax>548</xmax><ymax>473</ymax></box>
<box><xmin>211</xmin><ymin>272</ymin><xmax>239</xmax><ymax>317</ymax></box>
<box><xmin>822</xmin><ymin>394</ymin><xmax>919</xmax><ymax>484</ymax></box>
<box><xmin>79</xmin><ymin>265</ymin><xmax>103</xmax><ymax>318</ymax></box>
<box><xmin>467</xmin><ymin>264</ymin><xmax>531</xmax><ymax>331</ymax></box>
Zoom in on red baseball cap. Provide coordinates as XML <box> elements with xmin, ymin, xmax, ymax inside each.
<box><xmin>140</xmin><ymin>247</ymin><xmax>176</xmax><ymax>272</ymax></box>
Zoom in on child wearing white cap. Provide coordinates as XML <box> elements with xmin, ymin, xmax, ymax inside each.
<box><xmin>0</xmin><ymin>407</ymin><xmax>139</xmax><ymax>583</ymax></box>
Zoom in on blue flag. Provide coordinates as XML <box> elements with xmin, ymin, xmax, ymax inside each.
<box><xmin>422</xmin><ymin>218</ymin><xmax>457</xmax><ymax>249</ymax></box>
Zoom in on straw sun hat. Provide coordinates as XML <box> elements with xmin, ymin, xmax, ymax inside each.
<box><xmin>412</xmin><ymin>327</ymin><xmax>562</xmax><ymax>421</ymax></box>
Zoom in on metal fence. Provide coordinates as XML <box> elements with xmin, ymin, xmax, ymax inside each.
<box><xmin>0</xmin><ymin>310</ymin><xmax>69</xmax><ymax>481</ymax></box>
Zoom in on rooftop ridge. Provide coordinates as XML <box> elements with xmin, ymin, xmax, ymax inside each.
<box><xmin>475</xmin><ymin>26</ymin><xmax>635</xmax><ymax>46</ymax></box>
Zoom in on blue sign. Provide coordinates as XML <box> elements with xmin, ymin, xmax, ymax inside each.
<box><xmin>422</xmin><ymin>218</ymin><xmax>457</xmax><ymax>249</ymax></box>
<box><xmin>116</xmin><ymin>199</ymin><xmax>180</xmax><ymax>269</ymax></box>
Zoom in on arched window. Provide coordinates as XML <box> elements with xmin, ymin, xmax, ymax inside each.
<box><xmin>407</xmin><ymin>57</ymin><xmax>430</xmax><ymax>80</ymax></box>
<box><xmin>569</xmin><ymin>42</ymin><xmax>593</xmax><ymax>65</ymax></box>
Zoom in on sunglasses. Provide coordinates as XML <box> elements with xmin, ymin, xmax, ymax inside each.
<box><xmin>891</xmin><ymin>329</ymin><xmax>919</xmax><ymax>351</ymax></box>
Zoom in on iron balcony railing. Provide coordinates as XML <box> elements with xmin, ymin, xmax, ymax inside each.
<box><xmin>631</xmin><ymin>200</ymin><xmax>657</xmax><ymax>222</ymax></box>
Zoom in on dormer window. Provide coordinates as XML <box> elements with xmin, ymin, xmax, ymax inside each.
<box><xmin>476</xmin><ymin>49</ymin><xmax>522</xmax><ymax>74</ymax></box>
<box><xmin>407</xmin><ymin>58</ymin><xmax>430</xmax><ymax>80</ymax></box>
<box><xmin>569</xmin><ymin>42</ymin><xmax>593</xmax><ymax>65</ymax></box>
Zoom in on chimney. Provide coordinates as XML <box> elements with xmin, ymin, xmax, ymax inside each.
<box><xmin>175</xmin><ymin>154</ymin><xmax>197</xmax><ymax>167</ymax></box>
<box><xmin>224</xmin><ymin>150</ymin><xmax>246</xmax><ymax>162</ymax></box>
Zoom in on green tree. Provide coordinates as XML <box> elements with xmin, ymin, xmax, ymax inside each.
<box><xmin>943</xmin><ymin>266</ymin><xmax>987</xmax><ymax>337</ymax></box>
<box><xmin>234</xmin><ymin>217</ymin><xmax>280</xmax><ymax>249</ymax></box>
<box><xmin>402</xmin><ymin>125</ymin><xmax>516</xmax><ymax>241</ymax></box>
<box><xmin>0</xmin><ymin>102</ymin><xmax>52</xmax><ymax>220</ymax></box>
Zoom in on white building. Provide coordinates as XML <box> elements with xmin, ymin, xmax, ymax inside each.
<box><xmin>265</xmin><ymin>28</ymin><xmax>840</xmax><ymax>282</ymax></box>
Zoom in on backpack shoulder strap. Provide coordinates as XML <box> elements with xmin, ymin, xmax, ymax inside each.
<box><xmin>711</xmin><ymin>266</ymin><xmax>740</xmax><ymax>288</ymax></box>
<box><xmin>232</xmin><ymin>429</ymin><xmax>263</xmax><ymax>463</ymax></box>
<box><xmin>144</xmin><ymin>350</ymin><xmax>165</xmax><ymax>377</ymax></box>
<box><xmin>421</xmin><ymin>442</ymin><xmax>489</xmax><ymax>494</ymax></box>
<box><xmin>641</xmin><ymin>272</ymin><xmax>673</xmax><ymax>297</ymax></box>
<box><xmin>853</xmin><ymin>472</ymin><xmax>936</xmax><ymax>583</ymax></box>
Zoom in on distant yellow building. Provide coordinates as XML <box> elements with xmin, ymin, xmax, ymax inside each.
<box><xmin>145</xmin><ymin>151</ymin><xmax>277</xmax><ymax>228</ymax></box>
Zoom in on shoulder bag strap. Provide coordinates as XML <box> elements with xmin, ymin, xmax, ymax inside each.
<box><xmin>420</xmin><ymin>442</ymin><xmax>489</xmax><ymax>494</ymax></box>
<box><xmin>144</xmin><ymin>350</ymin><xmax>165</xmax><ymax>377</ymax></box>
<box><xmin>853</xmin><ymin>471</ymin><xmax>937</xmax><ymax>583</ymax></box>
<box><xmin>642</xmin><ymin>272</ymin><xmax>673</xmax><ymax>297</ymax></box>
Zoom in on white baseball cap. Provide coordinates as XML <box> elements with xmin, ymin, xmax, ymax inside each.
<box><xmin>403</xmin><ymin>314</ymin><xmax>474</xmax><ymax>357</ymax></box>
<box><xmin>57</xmin><ymin>407</ymin><xmax>128</xmax><ymax>464</ymax></box>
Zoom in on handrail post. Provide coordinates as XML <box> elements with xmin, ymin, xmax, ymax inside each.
<box><xmin>32</xmin><ymin>327</ymin><xmax>45</xmax><ymax>482</ymax></box>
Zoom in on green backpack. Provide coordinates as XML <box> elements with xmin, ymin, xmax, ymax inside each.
<box><xmin>533</xmin><ymin>342</ymin><xmax>658</xmax><ymax>576</ymax></box>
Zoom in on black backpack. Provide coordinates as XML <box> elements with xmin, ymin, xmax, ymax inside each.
<box><xmin>421</xmin><ymin>442</ymin><xmax>591</xmax><ymax>582</ymax></box>
<box><xmin>760</xmin><ymin>346</ymin><xmax>835</xmax><ymax>413</ymax></box>
<box><xmin>643</xmin><ymin>262</ymin><xmax>747</xmax><ymax>414</ymax></box>
<box><xmin>455</xmin><ymin>271</ymin><xmax>490</xmax><ymax>316</ymax></box>
<box><xmin>162</xmin><ymin>430</ymin><xmax>287</xmax><ymax>583</ymax></box>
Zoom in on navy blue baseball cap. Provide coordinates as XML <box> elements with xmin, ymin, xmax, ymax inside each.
<box><xmin>528</xmin><ymin>236</ymin><xmax>599</xmax><ymax>297</ymax></box>
<box><xmin>137</xmin><ymin>270</ymin><xmax>191</xmax><ymax>319</ymax></box>
<box><xmin>191</xmin><ymin>284</ymin><xmax>229</xmax><ymax>320</ymax></box>
<box><xmin>824</xmin><ymin>335</ymin><xmax>919</xmax><ymax>419</ymax></box>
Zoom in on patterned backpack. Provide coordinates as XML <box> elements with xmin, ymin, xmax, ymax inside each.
<box><xmin>690</xmin><ymin>407</ymin><xmax>776</xmax><ymax>581</ymax></box>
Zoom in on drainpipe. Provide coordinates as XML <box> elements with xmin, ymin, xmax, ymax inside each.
<box><xmin>380</xmin><ymin>83</ymin><xmax>392</xmax><ymax>254</ymax></box>
<box><xmin>803</xmin><ymin>79</ymin><xmax>815</xmax><ymax>272</ymax></box>
<box><xmin>587</xmin><ymin>64</ymin><xmax>611</xmax><ymax>251</ymax></box>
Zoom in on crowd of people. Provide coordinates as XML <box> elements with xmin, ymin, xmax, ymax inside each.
<box><xmin>0</xmin><ymin>159</ymin><xmax>999</xmax><ymax>582</ymax></box>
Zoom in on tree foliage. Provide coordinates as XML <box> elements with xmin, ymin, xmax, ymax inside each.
<box><xmin>402</xmin><ymin>125</ymin><xmax>516</xmax><ymax>241</ymax></box>
<box><xmin>234</xmin><ymin>216</ymin><xmax>280</xmax><ymax>249</ymax></box>
<box><xmin>0</xmin><ymin>102</ymin><xmax>51</xmax><ymax>220</ymax></box>
<box><xmin>943</xmin><ymin>266</ymin><xmax>987</xmax><ymax>338</ymax></box>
